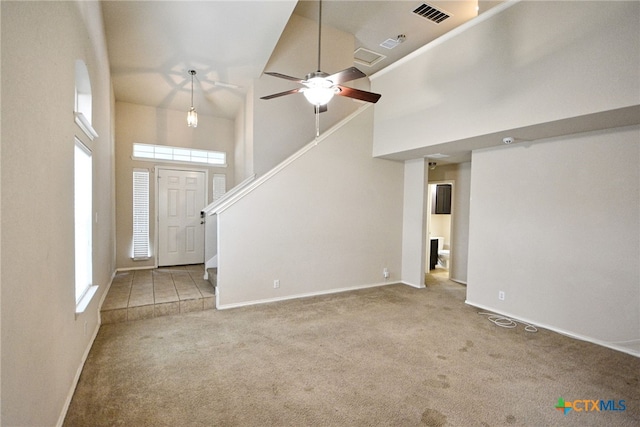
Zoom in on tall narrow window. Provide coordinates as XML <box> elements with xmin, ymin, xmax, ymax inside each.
<box><xmin>132</xmin><ymin>169</ymin><xmax>150</xmax><ymax>260</ymax></box>
<box><xmin>213</xmin><ymin>174</ymin><xmax>226</xmax><ymax>201</ymax></box>
<box><xmin>74</xmin><ymin>60</ymin><xmax>98</xmax><ymax>140</ymax></box>
<box><xmin>74</xmin><ymin>139</ymin><xmax>93</xmax><ymax>302</ymax></box>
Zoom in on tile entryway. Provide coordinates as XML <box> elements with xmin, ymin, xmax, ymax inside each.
<box><xmin>101</xmin><ymin>264</ymin><xmax>215</xmax><ymax>324</ymax></box>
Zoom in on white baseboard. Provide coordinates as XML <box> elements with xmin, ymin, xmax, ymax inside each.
<box><xmin>57</xmin><ymin>268</ymin><xmax>117</xmax><ymax>426</ymax></box>
<box><xmin>56</xmin><ymin>320</ymin><xmax>101</xmax><ymax>427</ymax></box>
<box><xmin>116</xmin><ymin>265</ymin><xmax>155</xmax><ymax>272</ymax></box>
<box><xmin>465</xmin><ymin>299</ymin><xmax>640</xmax><ymax>358</ymax></box>
<box><xmin>401</xmin><ymin>280</ymin><xmax>425</xmax><ymax>289</ymax></box>
<box><xmin>217</xmin><ymin>281</ymin><xmax>398</xmax><ymax>310</ymax></box>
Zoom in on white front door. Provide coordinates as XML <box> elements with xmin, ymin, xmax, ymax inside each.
<box><xmin>158</xmin><ymin>169</ymin><xmax>206</xmax><ymax>266</ymax></box>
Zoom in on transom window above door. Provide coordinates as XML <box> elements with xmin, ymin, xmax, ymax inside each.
<box><xmin>133</xmin><ymin>143</ymin><xmax>226</xmax><ymax>167</ymax></box>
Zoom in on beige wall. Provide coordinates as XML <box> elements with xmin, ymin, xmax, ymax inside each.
<box><xmin>115</xmin><ymin>102</ymin><xmax>235</xmax><ymax>270</ymax></box>
<box><xmin>372</xmin><ymin>1</ymin><xmax>640</xmax><ymax>157</ymax></box>
<box><xmin>217</xmin><ymin>107</ymin><xmax>404</xmax><ymax>307</ymax></box>
<box><xmin>369</xmin><ymin>0</ymin><xmax>638</xmax><ymax>353</ymax></box>
<box><xmin>467</xmin><ymin>126</ymin><xmax>640</xmax><ymax>356</ymax></box>
<box><xmin>1</xmin><ymin>1</ymin><xmax>115</xmax><ymax>425</ymax></box>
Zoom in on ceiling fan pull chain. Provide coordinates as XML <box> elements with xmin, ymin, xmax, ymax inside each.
<box><xmin>315</xmin><ymin>105</ymin><xmax>320</xmax><ymax>139</ymax></box>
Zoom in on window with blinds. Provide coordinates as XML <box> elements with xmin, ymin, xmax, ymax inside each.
<box><xmin>213</xmin><ymin>174</ymin><xmax>226</xmax><ymax>201</ymax></box>
<box><xmin>132</xmin><ymin>169</ymin><xmax>150</xmax><ymax>260</ymax></box>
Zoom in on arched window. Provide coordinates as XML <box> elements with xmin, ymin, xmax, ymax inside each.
<box><xmin>74</xmin><ymin>60</ymin><xmax>98</xmax><ymax>140</ymax></box>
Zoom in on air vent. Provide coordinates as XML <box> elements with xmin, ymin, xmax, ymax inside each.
<box><xmin>354</xmin><ymin>47</ymin><xmax>386</xmax><ymax>67</ymax></box>
<box><xmin>412</xmin><ymin>3</ymin><xmax>451</xmax><ymax>24</ymax></box>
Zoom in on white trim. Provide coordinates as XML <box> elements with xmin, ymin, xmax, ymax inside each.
<box><xmin>216</xmin><ymin>279</ymin><xmax>396</xmax><ymax>310</ymax></box>
<box><xmin>465</xmin><ymin>300</ymin><xmax>640</xmax><ymax>358</ymax></box>
<box><xmin>132</xmin><ymin>143</ymin><xmax>226</xmax><ymax>167</ymax></box>
<box><xmin>74</xmin><ymin>285</ymin><xmax>98</xmax><ymax>315</ymax></box>
<box><xmin>213</xmin><ymin>104</ymin><xmax>372</xmax><ymax>215</ymax></box>
<box><xmin>131</xmin><ymin>156</ymin><xmax>227</xmax><ymax>169</ymax></box>
<box><xmin>74</xmin><ymin>112</ymin><xmax>98</xmax><ymax>141</ymax></box>
<box><xmin>98</xmin><ymin>270</ymin><xmax>117</xmax><ymax>313</ymax></box>
<box><xmin>56</xmin><ymin>318</ymin><xmax>100</xmax><ymax>427</ymax></box>
<box><xmin>116</xmin><ymin>265</ymin><xmax>156</xmax><ymax>273</ymax></box>
<box><xmin>450</xmin><ymin>278</ymin><xmax>467</xmax><ymax>286</ymax></box>
<box><xmin>400</xmin><ymin>280</ymin><xmax>425</xmax><ymax>289</ymax></box>
<box><xmin>202</xmin><ymin>174</ymin><xmax>256</xmax><ymax>216</ymax></box>
<box><xmin>370</xmin><ymin>0</ymin><xmax>519</xmax><ymax>81</ymax></box>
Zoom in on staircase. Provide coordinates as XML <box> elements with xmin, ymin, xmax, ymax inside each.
<box><xmin>101</xmin><ymin>265</ymin><xmax>216</xmax><ymax>324</ymax></box>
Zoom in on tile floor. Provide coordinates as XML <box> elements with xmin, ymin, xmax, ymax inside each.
<box><xmin>101</xmin><ymin>264</ymin><xmax>215</xmax><ymax>324</ymax></box>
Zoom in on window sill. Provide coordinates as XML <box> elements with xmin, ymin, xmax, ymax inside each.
<box><xmin>74</xmin><ymin>112</ymin><xmax>98</xmax><ymax>141</ymax></box>
<box><xmin>75</xmin><ymin>285</ymin><xmax>99</xmax><ymax>316</ymax></box>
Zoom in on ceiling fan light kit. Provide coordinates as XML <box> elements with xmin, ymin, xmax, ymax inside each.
<box><xmin>302</xmin><ymin>73</ymin><xmax>338</xmax><ymax>106</ymax></box>
<box><xmin>187</xmin><ymin>69</ymin><xmax>198</xmax><ymax>128</ymax></box>
<box><xmin>261</xmin><ymin>0</ymin><xmax>381</xmax><ymax>115</ymax></box>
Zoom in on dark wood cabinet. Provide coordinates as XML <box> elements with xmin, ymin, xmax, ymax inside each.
<box><xmin>429</xmin><ymin>238</ymin><xmax>439</xmax><ymax>270</ymax></box>
<box><xmin>433</xmin><ymin>184</ymin><xmax>451</xmax><ymax>214</ymax></box>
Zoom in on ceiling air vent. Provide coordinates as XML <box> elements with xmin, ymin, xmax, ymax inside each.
<box><xmin>412</xmin><ymin>3</ymin><xmax>451</xmax><ymax>24</ymax></box>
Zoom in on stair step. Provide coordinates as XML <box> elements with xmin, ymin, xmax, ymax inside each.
<box><xmin>207</xmin><ymin>268</ymin><xmax>217</xmax><ymax>288</ymax></box>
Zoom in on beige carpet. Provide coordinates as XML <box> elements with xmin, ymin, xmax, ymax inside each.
<box><xmin>64</xmin><ymin>276</ymin><xmax>639</xmax><ymax>426</ymax></box>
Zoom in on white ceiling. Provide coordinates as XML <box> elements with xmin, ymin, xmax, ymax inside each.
<box><xmin>102</xmin><ymin>1</ymin><xmax>491</xmax><ymax>120</ymax></box>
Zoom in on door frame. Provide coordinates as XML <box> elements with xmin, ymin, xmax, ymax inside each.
<box><xmin>154</xmin><ymin>166</ymin><xmax>209</xmax><ymax>268</ymax></box>
<box><xmin>426</xmin><ymin>179</ymin><xmax>455</xmax><ymax>277</ymax></box>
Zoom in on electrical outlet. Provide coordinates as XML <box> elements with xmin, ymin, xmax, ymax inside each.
<box><xmin>498</xmin><ymin>291</ymin><xmax>505</xmax><ymax>301</ymax></box>
<box><xmin>273</xmin><ymin>279</ymin><xmax>280</xmax><ymax>289</ymax></box>
<box><xmin>383</xmin><ymin>268</ymin><xmax>389</xmax><ymax>279</ymax></box>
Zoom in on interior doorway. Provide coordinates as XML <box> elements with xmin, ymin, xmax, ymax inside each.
<box><xmin>157</xmin><ymin>168</ymin><xmax>207</xmax><ymax>266</ymax></box>
<box><xmin>426</xmin><ymin>181</ymin><xmax>454</xmax><ymax>280</ymax></box>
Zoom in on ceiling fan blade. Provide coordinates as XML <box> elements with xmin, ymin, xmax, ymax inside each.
<box><xmin>260</xmin><ymin>88</ymin><xmax>302</xmax><ymax>100</ymax></box>
<box><xmin>264</xmin><ymin>72</ymin><xmax>304</xmax><ymax>83</ymax></box>
<box><xmin>336</xmin><ymin>85</ymin><xmax>382</xmax><ymax>103</ymax></box>
<box><xmin>327</xmin><ymin>67</ymin><xmax>367</xmax><ymax>85</ymax></box>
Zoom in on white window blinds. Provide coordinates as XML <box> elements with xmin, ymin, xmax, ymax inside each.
<box><xmin>132</xmin><ymin>169</ymin><xmax>150</xmax><ymax>260</ymax></box>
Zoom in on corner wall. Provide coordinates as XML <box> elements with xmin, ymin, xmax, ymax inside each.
<box><xmin>467</xmin><ymin>126</ymin><xmax>640</xmax><ymax>355</ymax></box>
<box><xmin>1</xmin><ymin>1</ymin><xmax>116</xmax><ymax>424</ymax></box>
<box><xmin>217</xmin><ymin>107</ymin><xmax>404</xmax><ymax>307</ymax></box>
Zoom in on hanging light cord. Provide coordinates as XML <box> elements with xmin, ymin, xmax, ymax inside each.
<box><xmin>317</xmin><ymin>0</ymin><xmax>322</xmax><ymax>72</ymax></box>
<box><xmin>478</xmin><ymin>312</ymin><xmax>538</xmax><ymax>332</ymax></box>
<box><xmin>190</xmin><ymin>71</ymin><xmax>195</xmax><ymax>107</ymax></box>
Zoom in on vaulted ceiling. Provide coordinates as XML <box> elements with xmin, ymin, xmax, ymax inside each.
<box><xmin>102</xmin><ymin>1</ymin><xmax>500</xmax><ymax>120</ymax></box>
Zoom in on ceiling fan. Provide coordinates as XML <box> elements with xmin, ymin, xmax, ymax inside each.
<box><xmin>260</xmin><ymin>0</ymin><xmax>381</xmax><ymax>114</ymax></box>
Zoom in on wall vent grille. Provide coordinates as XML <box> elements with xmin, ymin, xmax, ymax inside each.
<box><xmin>412</xmin><ymin>3</ymin><xmax>451</xmax><ymax>24</ymax></box>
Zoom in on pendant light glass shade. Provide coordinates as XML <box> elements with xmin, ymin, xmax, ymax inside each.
<box><xmin>187</xmin><ymin>70</ymin><xmax>198</xmax><ymax>128</ymax></box>
<box><xmin>187</xmin><ymin>106</ymin><xmax>198</xmax><ymax>128</ymax></box>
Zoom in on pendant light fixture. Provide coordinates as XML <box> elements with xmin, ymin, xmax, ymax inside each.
<box><xmin>187</xmin><ymin>69</ymin><xmax>198</xmax><ymax>128</ymax></box>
